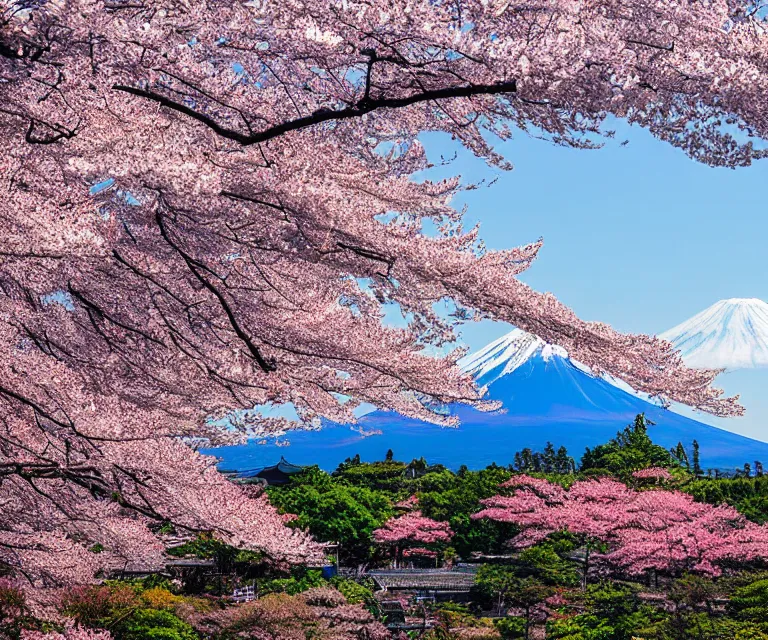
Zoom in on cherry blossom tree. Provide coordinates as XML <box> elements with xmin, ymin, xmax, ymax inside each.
<box><xmin>373</xmin><ymin>502</ymin><xmax>453</xmax><ymax>567</ymax></box>
<box><xmin>474</xmin><ymin>476</ymin><xmax>768</xmax><ymax>580</ymax></box>
<box><xmin>394</xmin><ymin>495</ymin><xmax>420</xmax><ymax>511</ymax></box>
<box><xmin>186</xmin><ymin>587</ymin><xmax>389</xmax><ymax>640</ymax></box>
<box><xmin>21</xmin><ymin>626</ymin><xmax>112</xmax><ymax>640</ymax></box>
<box><xmin>632</xmin><ymin>467</ymin><xmax>674</xmax><ymax>483</ymax></box>
<box><xmin>0</xmin><ymin>577</ymin><xmax>112</xmax><ymax>640</ymax></box>
<box><xmin>2</xmin><ymin>0</ymin><xmax>766</xmax><ymax>592</ymax></box>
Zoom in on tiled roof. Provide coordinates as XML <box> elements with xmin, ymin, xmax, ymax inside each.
<box><xmin>369</xmin><ymin>569</ymin><xmax>476</xmax><ymax>591</ymax></box>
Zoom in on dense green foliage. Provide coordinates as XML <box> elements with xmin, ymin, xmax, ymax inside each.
<box><xmin>547</xmin><ymin>582</ymin><xmax>665</xmax><ymax>640</ymax></box>
<box><xmin>580</xmin><ymin>414</ymin><xmax>677</xmax><ymax>479</ymax></box>
<box><xmin>266</xmin><ymin>466</ymin><xmax>393</xmax><ymax>560</ymax></box>
<box><xmin>686</xmin><ymin>476</ymin><xmax>768</xmax><ymax>524</ymax></box>
<box><xmin>22</xmin><ymin>414</ymin><xmax>768</xmax><ymax>640</ymax></box>
<box><xmin>118</xmin><ymin>609</ymin><xmax>199</xmax><ymax>640</ymax></box>
<box><xmin>513</xmin><ymin>443</ymin><xmax>576</xmax><ymax>475</ymax></box>
<box><xmin>268</xmin><ymin>458</ymin><xmax>522</xmax><ymax>562</ymax></box>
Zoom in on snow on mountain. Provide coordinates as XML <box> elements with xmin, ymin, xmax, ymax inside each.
<box><xmin>459</xmin><ymin>328</ymin><xmax>652</xmax><ymax>402</ymax></box>
<box><xmin>211</xmin><ymin>325</ymin><xmax>768</xmax><ymax>473</ymax></box>
<box><xmin>660</xmin><ymin>298</ymin><xmax>768</xmax><ymax>371</ymax></box>
<box><xmin>459</xmin><ymin>328</ymin><xmax>544</xmax><ymax>383</ymax></box>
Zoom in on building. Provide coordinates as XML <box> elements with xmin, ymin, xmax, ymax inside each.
<box><xmin>368</xmin><ymin>567</ymin><xmax>478</xmax><ymax>603</ymax></box>
<box><xmin>232</xmin><ymin>457</ymin><xmax>306</xmax><ymax>486</ymax></box>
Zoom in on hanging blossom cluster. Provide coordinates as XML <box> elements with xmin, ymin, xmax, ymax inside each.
<box><xmin>373</xmin><ymin>508</ymin><xmax>453</xmax><ymax>545</ymax></box>
<box><xmin>394</xmin><ymin>494</ymin><xmax>420</xmax><ymax>510</ymax></box>
<box><xmin>402</xmin><ymin>547</ymin><xmax>438</xmax><ymax>558</ymax></box>
<box><xmin>632</xmin><ymin>467</ymin><xmax>674</xmax><ymax>481</ymax></box>
<box><xmin>474</xmin><ymin>475</ymin><xmax>768</xmax><ymax>577</ymax></box>
<box><xmin>1</xmin><ymin>0</ymin><xmax>767</xmax><ymax>593</ymax></box>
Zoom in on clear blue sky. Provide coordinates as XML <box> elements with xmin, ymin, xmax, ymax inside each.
<box><xmin>417</xmin><ymin>121</ymin><xmax>768</xmax><ymax>442</ymax></box>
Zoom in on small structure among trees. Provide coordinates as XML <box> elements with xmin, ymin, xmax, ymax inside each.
<box><xmin>240</xmin><ymin>457</ymin><xmax>307</xmax><ymax>487</ymax></box>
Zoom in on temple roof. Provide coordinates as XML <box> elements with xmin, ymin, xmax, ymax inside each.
<box><xmin>368</xmin><ymin>568</ymin><xmax>477</xmax><ymax>591</ymax></box>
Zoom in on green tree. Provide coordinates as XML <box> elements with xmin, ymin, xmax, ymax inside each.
<box><xmin>671</xmin><ymin>441</ymin><xmax>690</xmax><ymax>469</ymax></box>
<box><xmin>510</xmin><ymin>579</ymin><xmax>554</xmax><ymax>640</ymax></box>
<box><xmin>664</xmin><ymin>574</ymin><xmax>719</xmax><ymax>640</ymax></box>
<box><xmin>547</xmin><ymin>582</ymin><xmax>663</xmax><ymax>640</ymax></box>
<box><xmin>474</xmin><ymin>565</ymin><xmax>521</xmax><ymax>617</ymax></box>
<box><xmin>267</xmin><ymin>468</ymin><xmax>391</xmax><ymax>562</ymax></box>
<box><xmin>515</xmin><ymin>546</ymin><xmax>579</xmax><ymax>587</ymax></box>
<box><xmin>730</xmin><ymin>577</ymin><xmax>768</xmax><ymax>632</ymax></box>
<box><xmin>418</xmin><ymin>466</ymin><xmax>515</xmax><ymax>558</ymax></box>
<box><xmin>556</xmin><ymin>446</ymin><xmax>577</xmax><ymax>474</ymax></box>
<box><xmin>692</xmin><ymin>440</ymin><xmax>703</xmax><ymax>477</ymax></box>
<box><xmin>580</xmin><ymin>414</ymin><xmax>676</xmax><ymax>478</ymax></box>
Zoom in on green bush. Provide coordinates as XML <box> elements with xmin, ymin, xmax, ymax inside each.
<box><xmin>329</xmin><ymin>577</ymin><xmax>374</xmax><ymax>605</ymax></box>
<box><xmin>116</xmin><ymin>609</ymin><xmax>198</xmax><ymax>640</ymax></box>
<box><xmin>257</xmin><ymin>568</ymin><xmax>328</xmax><ymax>596</ymax></box>
<box><xmin>495</xmin><ymin>616</ymin><xmax>526</xmax><ymax>639</ymax></box>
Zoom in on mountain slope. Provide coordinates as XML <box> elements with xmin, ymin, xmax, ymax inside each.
<box><xmin>660</xmin><ymin>298</ymin><xmax>768</xmax><ymax>370</ymax></box>
<box><xmin>211</xmin><ymin>329</ymin><xmax>768</xmax><ymax>473</ymax></box>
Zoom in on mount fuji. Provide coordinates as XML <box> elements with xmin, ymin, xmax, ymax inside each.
<box><xmin>212</xmin><ymin>327</ymin><xmax>768</xmax><ymax>473</ymax></box>
<box><xmin>660</xmin><ymin>298</ymin><xmax>768</xmax><ymax>370</ymax></box>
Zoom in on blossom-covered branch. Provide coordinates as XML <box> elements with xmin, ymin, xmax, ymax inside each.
<box><xmin>2</xmin><ymin>0</ymin><xmax>766</xmax><ymax>591</ymax></box>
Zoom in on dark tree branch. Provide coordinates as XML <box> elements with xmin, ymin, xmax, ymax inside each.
<box><xmin>155</xmin><ymin>212</ymin><xmax>276</xmax><ymax>373</ymax></box>
<box><xmin>67</xmin><ymin>282</ymin><xmax>165</xmax><ymax>345</ymax></box>
<box><xmin>113</xmin><ymin>79</ymin><xmax>518</xmax><ymax>146</ymax></box>
<box><xmin>625</xmin><ymin>38</ymin><xmax>674</xmax><ymax>52</ymax></box>
<box><xmin>25</xmin><ymin>119</ymin><xmax>79</xmax><ymax>145</ymax></box>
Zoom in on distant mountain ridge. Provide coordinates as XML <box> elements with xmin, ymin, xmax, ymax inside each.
<box><xmin>660</xmin><ymin>298</ymin><xmax>768</xmax><ymax>370</ymax></box>
<box><xmin>211</xmin><ymin>327</ymin><xmax>768</xmax><ymax>473</ymax></box>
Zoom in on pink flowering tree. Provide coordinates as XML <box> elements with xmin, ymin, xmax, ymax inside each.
<box><xmin>187</xmin><ymin>587</ymin><xmax>389</xmax><ymax>640</ymax></box>
<box><xmin>373</xmin><ymin>506</ymin><xmax>453</xmax><ymax>567</ymax></box>
<box><xmin>474</xmin><ymin>475</ymin><xmax>768</xmax><ymax>585</ymax></box>
<box><xmin>21</xmin><ymin>627</ymin><xmax>112</xmax><ymax>640</ymax></box>
<box><xmin>1</xmin><ymin>0</ymin><xmax>764</xmax><ymax>593</ymax></box>
<box><xmin>394</xmin><ymin>495</ymin><xmax>420</xmax><ymax>511</ymax></box>
<box><xmin>632</xmin><ymin>467</ymin><xmax>675</xmax><ymax>484</ymax></box>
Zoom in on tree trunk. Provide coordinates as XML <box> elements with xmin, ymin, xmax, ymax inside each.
<box><xmin>524</xmin><ymin>605</ymin><xmax>530</xmax><ymax>640</ymax></box>
<box><xmin>582</xmin><ymin>545</ymin><xmax>590</xmax><ymax>591</ymax></box>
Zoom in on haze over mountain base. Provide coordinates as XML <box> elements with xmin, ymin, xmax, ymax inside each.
<box><xmin>211</xmin><ymin>331</ymin><xmax>768</xmax><ymax>473</ymax></box>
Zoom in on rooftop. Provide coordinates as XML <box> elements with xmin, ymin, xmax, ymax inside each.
<box><xmin>369</xmin><ymin>568</ymin><xmax>477</xmax><ymax>591</ymax></box>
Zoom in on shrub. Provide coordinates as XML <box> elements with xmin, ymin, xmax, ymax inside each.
<box><xmin>140</xmin><ymin>588</ymin><xmax>182</xmax><ymax>611</ymax></box>
<box><xmin>115</xmin><ymin>609</ymin><xmax>198</xmax><ymax>640</ymax></box>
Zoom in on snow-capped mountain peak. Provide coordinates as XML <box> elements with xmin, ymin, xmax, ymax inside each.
<box><xmin>541</xmin><ymin>343</ymin><xmax>569</xmax><ymax>362</ymax></box>
<box><xmin>458</xmin><ymin>327</ymin><xmax>663</xmax><ymax>407</ymax></box>
<box><xmin>459</xmin><ymin>328</ymin><xmax>571</xmax><ymax>384</ymax></box>
<box><xmin>660</xmin><ymin>298</ymin><xmax>768</xmax><ymax>371</ymax></box>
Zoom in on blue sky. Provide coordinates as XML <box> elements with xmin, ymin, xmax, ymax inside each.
<box><xmin>417</xmin><ymin>121</ymin><xmax>768</xmax><ymax>442</ymax></box>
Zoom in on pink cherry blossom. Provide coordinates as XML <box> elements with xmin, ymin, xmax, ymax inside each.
<box><xmin>185</xmin><ymin>588</ymin><xmax>389</xmax><ymax>640</ymax></box>
<box><xmin>1</xmin><ymin>0</ymin><xmax>764</xmax><ymax>595</ymax></box>
<box><xmin>395</xmin><ymin>495</ymin><xmax>420</xmax><ymax>510</ymax></box>
<box><xmin>21</xmin><ymin>625</ymin><xmax>112</xmax><ymax>640</ymax></box>
<box><xmin>374</xmin><ymin>511</ymin><xmax>453</xmax><ymax>545</ymax></box>
<box><xmin>632</xmin><ymin>467</ymin><xmax>674</xmax><ymax>481</ymax></box>
<box><xmin>475</xmin><ymin>477</ymin><xmax>768</xmax><ymax>576</ymax></box>
<box><xmin>402</xmin><ymin>547</ymin><xmax>438</xmax><ymax>558</ymax></box>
